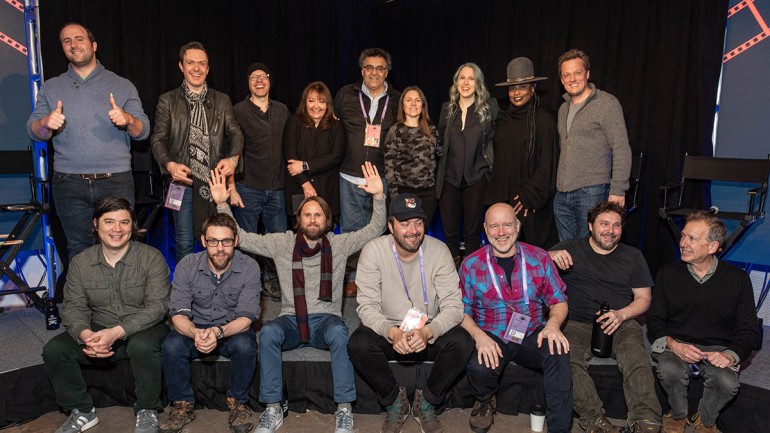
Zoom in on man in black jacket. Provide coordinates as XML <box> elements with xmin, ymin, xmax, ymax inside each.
<box><xmin>647</xmin><ymin>211</ymin><xmax>758</xmax><ymax>433</ymax></box>
<box><xmin>150</xmin><ymin>41</ymin><xmax>244</xmax><ymax>263</ymax></box>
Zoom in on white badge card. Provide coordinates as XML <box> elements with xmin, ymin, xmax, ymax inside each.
<box><xmin>503</xmin><ymin>312</ymin><xmax>531</xmax><ymax>344</ymax></box>
<box><xmin>364</xmin><ymin>124</ymin><xmax>382</xmax><ymax>147</ymax></box>
<box><xmin>164</xmin><ymin>182</ymin><xmax>186</xmax><ymax>211</ymax></box>
<box><xmin>399</xmin><ymin>307</ymin><xmax>428</xmax><ymax>332</ymax></box>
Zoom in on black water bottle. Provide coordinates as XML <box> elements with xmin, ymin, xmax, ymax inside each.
<box><xmin>591</xmin><ymin>302</ymin><xmax>612</xmax><ymax>358</ymax></box>
<box><xmin>44</xmin><ymin>294</ymin><xmax>61</xmax><ymax>330</ymax></box>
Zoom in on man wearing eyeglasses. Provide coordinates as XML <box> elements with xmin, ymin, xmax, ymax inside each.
<box><xmin>334</xmin><ymin>47</ymin><xmax>401</xmax><ymax>297</ymax></box>
<box><xmin>159</xmin><ymin>213</ymin><xmax>261</xmax><ymax>433</ymax></box>
<box><xmin>231</xmin><ymin>63</ymin><xmax>290</xmax><ymax>302</ymax></box>
<box><xmin>553</xmin><ymin>49</ymin><xmax>631</xmax><ymax>242</ymax></box>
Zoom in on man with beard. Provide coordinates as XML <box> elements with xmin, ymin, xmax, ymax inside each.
<box><xmin>27</xmin><ymin>23</ymin><xmax>150</xmax><ymax>262</ymax></box>
<box><xmin>548</xmin><ymin>201</ymin><xmax>660</xmax><ymax>433</ymax></box>
<box><xmin>349</xmin><ymin>194</ymin><xmax>473</xmax><ymax>433</ymax></box>
<box><xmin>159</xmin><ymin>213</ymin><xmax>260</xmax><ymax>433</ymax></box>
<box><xmin>208</xmin><ymin>162</ymin><xmax>386</xmax><ymax>433</ymax></box>
<box><xmin>461</xmin><ymin>203</ymin><xmax>572</xmax><ymax>433</ymax></box>
<box><xmin>42</xmin><ymin>197</ymin><xmax>169</xmax><ymax>433</ymax></box>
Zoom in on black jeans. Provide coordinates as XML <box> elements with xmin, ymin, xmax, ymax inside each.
<box><xmin>348</xmin><ymin>325</ymin><xmax>474</xmax><ymax>406</ymax></box>
<box><xmin>438</xmin><ymin>176</ymin><xmax>487</xmax><ymax>258</ymax></box>
<box><xmin>42</xmin><ymin>323</ymin><xmax>168</xmax><ymax>412</ymax></box>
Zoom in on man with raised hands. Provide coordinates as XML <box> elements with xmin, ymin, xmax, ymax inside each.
<box><xmin>27</xmin><ymin>22</ymin><xmax>150</xmax><ymax>261</ymax></box>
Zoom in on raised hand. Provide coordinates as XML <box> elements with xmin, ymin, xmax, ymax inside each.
<box><xmin>108</xmin><ymin>93</ymin><xmax>131</xmax><ymax>127</ymax></box>
<box><xmin>208</xmin><ymin>168</ymin><xmax>233</xmax><ymax>206</ymax></box>
<box><xmin>357</xmin><ymin>161</ymin><xmax>384</xmax><ymax>199</ymax></box>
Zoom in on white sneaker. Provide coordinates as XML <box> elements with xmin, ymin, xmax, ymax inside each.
<box><xmin>55</xmin><ymin>408</ymin><xmax>99</xmax><ymax>433</ymax></box>
<box><xmin>334</xmin><ymin>407</ymin><xmax>354</xmax><ymax>433</ymax></box>
<box><xmin>255</xmin><ymin>406</ymin><xmax>283</xmax><ymax>433</ymax></box>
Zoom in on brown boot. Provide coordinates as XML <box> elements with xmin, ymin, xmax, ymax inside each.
<box><xmin>469</xmin><ymin>395</ymin><xmax>495</xmax><ymax>433</ymax></box>
<box><xmin>585</xmin><ymin>415</ymin><xmax>621</xmax><ymax>433</ymax></box>
<box><xmin>380</xmin><ymin>387</ymin><xmax>409</xmax><ymax>433</ymax></box>
<box><xmin>159</xmin><ymin>401</ymin><xmax>195</xmax><ymax>433</ymax></box>
<box><xmin>690</xmin><ymin>412</ymin><xmax>720</xmax><ymax>433</ymax></box>
<box><xmin>226</xmin><ymin>396</ymin><xmax>254</xmax><ymax>433</ymax></box>
<box><xmin>343</xmin><ymin>280</ymin><xmax>357</xmax><ymax>297</ymax></box>
<box><xmin>412</xmin><ymin>389</ymin><xmax>444</xmax><ymax>433</ymax></box>
<box><xmin>662</xmin><ymin>412</ymin><xmax>688</xmax><ymax>433</ymax></box>
<box><xmin>630</xmin><ymin>420</ymin><xmax>661</xmax><ymax>433</ymax></box>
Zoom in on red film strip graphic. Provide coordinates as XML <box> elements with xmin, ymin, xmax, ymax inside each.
<box><xmin>4</xmin><ymin>0</ymin><xmax>23</xmax><ymax>12</ymax></box>
<box><xmin>0</xmin><ymin>31</ymin><xmax>28</xmax><ymax>55</ymax></box>
<box><xmin>724</xmin><ymin>0</ymin><xmax>770</xmax><ymax>62</ymax></box>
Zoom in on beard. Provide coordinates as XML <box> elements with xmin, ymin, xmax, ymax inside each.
<box><xmin>300</xmin><ymin>223</ymin><xmax>325</xmax><ymax>241</ymax></box>
<box><xmin>591</xmin><ymin>231</ymin><xmax>620</xmax><ymax>251</ymax></box>
<box><xmin>394</xmin><ymin>232</ymin><xmax>424</xmax><ymax>254</ymax></box>
<box><xmin>209</xmin><ymin>251</ymin><xmax>234</xmax><ymax>272</ymax></box>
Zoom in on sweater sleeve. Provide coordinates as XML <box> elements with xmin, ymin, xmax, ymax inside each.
<box><xmin>602</xmin><ymin>94</ymin><xmax>631</xmax><ymax>196</ymax></box>
<box><xmin>424</xmin><ymin>243</ymin><xmax>464</xmax><ymax>342</ymax></box>
<box><xmin>729</xmin><ymin>271</ymin><xmax>760</xmax><ymax>362</ymax></box>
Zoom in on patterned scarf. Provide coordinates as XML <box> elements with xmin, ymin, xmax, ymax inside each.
<box><xmin>181</xmin><ymin>81</ymin><xmax>214</xmax><ymax>238</ymax></box>
<box><xmin>292</xmin><ymin>233</ymin><xmax>333</xmax><ymax>343</ymax></box>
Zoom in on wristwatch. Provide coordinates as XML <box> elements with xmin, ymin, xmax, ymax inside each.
<box><xmin>215</xmin><ymin>325</ymin><xmax>225</xmax><ymax>340</ymax></box>
<box><xmin>302</xmin><ymin>161</ymin><xmax>309</xmax><ymax>172</ymax></box>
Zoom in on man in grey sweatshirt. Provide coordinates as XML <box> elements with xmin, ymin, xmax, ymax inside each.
<box><xmin>554</xmin><ymin>49</ymin><xmax>631</xmax><ymax>241</ymax></box>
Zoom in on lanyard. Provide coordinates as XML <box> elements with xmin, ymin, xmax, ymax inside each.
<box><xmin>485</xmin><ymin>244</ymin><xmax>529</xmax><ymax>309</ymax></box>
<box><xmin>359</xmin><ymin>91</ymin><xmax>390</xmax><ymax>125</ymax></box>
<box><xmin>392</xmin><ymin>241</ymin><xmax>428</xmax><ymax>309</ymax></box>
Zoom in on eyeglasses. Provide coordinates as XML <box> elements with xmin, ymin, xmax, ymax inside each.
<box><xmin>248</xmin><ymin>74</ymin><xmax>270</xmax><ymax>82</ymax></box>
<box><xmin>362</xmin><ymin>65</ymin><xmax>388</xmax><ymax>73</ymax></box>
<box><xmin>205</xmin><ymin>238</ymin><xmax>235</xmax><ymax>247</ymax></box>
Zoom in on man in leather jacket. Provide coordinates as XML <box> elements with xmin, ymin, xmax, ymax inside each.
<box><xmin>150</xmin><ymin>41</ymin><xmax>244</xmax><ymax>262</ymax></box>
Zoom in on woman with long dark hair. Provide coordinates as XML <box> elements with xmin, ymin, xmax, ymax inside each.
<box><xmin>283</xmin><ymin>82</ymin><xmax>345</xmax><ymax>222</ymax></box>
<box><xmin>436</xmin><ymin>63</ymin><xmax>499</xmax><ymax>265</ymax></box>
<box><xmin>383</xmin><ymin>85</ymin><xmax>439</xmax><ymax>225</ymax></box>
<box><xmin>485</xmin><ymin>57</ymin><xmax>559</xmax><ymax>249</ymax></box>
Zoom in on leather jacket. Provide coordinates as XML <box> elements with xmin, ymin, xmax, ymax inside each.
<box><xmin>150</xmin><ymin>86</ymin><xmax>244</xmax><ymax>174</ymax></box>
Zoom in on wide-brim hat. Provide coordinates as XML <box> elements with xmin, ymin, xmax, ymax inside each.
<box><xmin>495</xmin><ymin>57</ymin><xmax>547</xmax><ymax>87</ymax></box>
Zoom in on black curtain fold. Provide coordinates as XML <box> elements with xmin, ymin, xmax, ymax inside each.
<box><xmin>38</xmin><ymin>0</ymin><xmax>728</xmax><ymax>273</ymax></box>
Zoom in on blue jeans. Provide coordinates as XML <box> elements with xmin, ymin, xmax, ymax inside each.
<box><xmin>553</xmin><ymin>183</ymin><xmax>609</xmax><ymax>241</ymax></box>
<box><xmin>339</xmin><ymin>175</ymin><xmax>387</xmax><ymax>233</ymax></box>
<box><xmin>171</xmin><ymin>186</ymin><xmax>194</xmax><ymax>263</ymax></box>
<box><xmin>258</xmin><ymin>314</ymin><xmax>355</xmax><ymax>404</ymax></box>
<box><xmin>52</xmin><ymin>171</ymin><xmax>135</xmax><ymax>260</ymax></box>
<box><xmin>655</xmin><ymin>346</ymin><xmax>739</xmax><ymax>427</ymax></box>
<box><xmin>232</xmin><ymin>184</ymin><xmax>287</xmax><ymax>234</ymax></box>
<box><xmin>161</xmin><ymin>328</ymin><xmax>257</xmax><ymax>403</ymax></box>
<box><xmin>466</xmin><ymin>327</ymin><xmax>573</xmax><ymax>433</ymax></box>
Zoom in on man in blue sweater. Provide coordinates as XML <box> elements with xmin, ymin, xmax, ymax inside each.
<box><xmin>27</xmin><ymin>23</ymin><xmax>150</xmax><ymax>260</ymax></box>
<box><xmin>648</xmin><ymin>211</ymin><xmax>758</xmax><ymax>433</ymax></box>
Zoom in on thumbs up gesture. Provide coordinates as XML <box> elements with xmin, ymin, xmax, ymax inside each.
<box><xmin>108</xmin><ymin>93</ymin><xmax>131</xmax><ymax>127</ymax></box>
<box><xmin>44</xmin><ymin>100</ymin><xmax>66</xmax><ymax>130</ymax></box>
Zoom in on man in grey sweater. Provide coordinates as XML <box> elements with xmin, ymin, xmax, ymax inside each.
<box><xmin>208</xmin><ymin>162</ymin><xmax>386</xmax><ymax>433</ymax></box>
<box><xmin>554</xmin><ymin>49</ymin><xmax>631</xmax><ymax>241</ymax></box>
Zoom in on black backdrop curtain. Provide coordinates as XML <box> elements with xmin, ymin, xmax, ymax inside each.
<box><xmin>37</xmin><ymin>0</ymin><xmax>728</xmax><ymax>274</ymax></box>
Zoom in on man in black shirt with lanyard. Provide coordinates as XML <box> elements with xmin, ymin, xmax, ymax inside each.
<box><xmin>334</xmin><ymin>47</ymin><xmax>400</xmax><ymax>296</ymax></box>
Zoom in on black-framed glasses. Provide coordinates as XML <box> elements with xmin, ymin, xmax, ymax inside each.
<box><xmin>248</xmin><ymin>74</ymin><xmax>270</xmax><ymax>82</ymax></box>
<box><xmin>362</xmin><ymin>65</ymin><xmax>387</xmax><ymax>73</ymax></box>
<box><xmin>205</xmin><ymin>238</ymin><xmax>235</xmax><ymax>247</ymax></box>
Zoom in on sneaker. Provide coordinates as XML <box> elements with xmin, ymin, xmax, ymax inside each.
<box><xmin>227</xmin><ymin>397</ymin><xmax>254</xmax><ymax>433</ymax></box>
<box><xmin>159</xmin><ymin>401</ymin><xmax>195</xmax><ymax>433</ymax></box>
<box><xmin>255</xmin><ymin>405</ymin><xmax>283</xmax><ymax>433</ymax></box>
<box><xmin>661</xmin><ymin>412</ymin><xmax>688</xmax><ymax>433</ymax></box>
<box><xmin>469</xmin><ymin>396</ymin><xmax>495</xmax><ymax>433</ymax></box>
<box><xmin>628</xmin><ymin>420</ymin><xmax>661</xmax><ymax>433</ymax></box>
<box><xmin>55</xmin><ymin>408</ymin><xmax>99</xmax><ymax>433</ymax></box>
<box><xmin>381</xmin><ymin>387</ymin><xmax>409</xmax><ymax>433</ymax></box>
<box><xmin>334</xmin><ymin>407</ymin><xmax>354</xmax><ymax>433</ymax></box>
<box><xmin>690</xmin><ymin>412</ymin><xmax>720</xmax><ymax>433</ymax></box>
<box><xmin>262</xmin><ymin>277</ymin><xmax>282</xmax><ymax>302</ymax></box>
<box><xmin>412</xmin><ymin>389</ymin><xmax>444</xmax><ymax>433</ymax></box>
<box><xmin>586</xmin><ymin>415</ymin><xmax>621</xmax><ymax>433</ymax></box>
<box><xmin>134</xmin><ymin>409</ymin><xmax>159</xmax><ymax>433</ymax></box>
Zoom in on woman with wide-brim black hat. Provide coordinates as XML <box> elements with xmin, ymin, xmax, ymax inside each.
<box><xmin>484</xmin><ymin>57</ymin><xmax>560</xmax><ymax>249</ymax></box>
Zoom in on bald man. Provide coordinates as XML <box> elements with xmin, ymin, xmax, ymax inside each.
<box><xmin>460</xmin><ymin>203</ymin><xmax>573</xmax><ymax>433</ymax></box>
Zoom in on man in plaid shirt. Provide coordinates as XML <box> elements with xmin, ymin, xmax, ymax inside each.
<box><xmin>460</xmin><ymin>203</ymin><xmax>573</xmax><ymax>433</ymax></box>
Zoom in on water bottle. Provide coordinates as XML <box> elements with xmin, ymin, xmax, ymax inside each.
<box><xmin>591</xmin><ymin>302</ymin><xmax>612</xmax><ymax>358</ymax></box>
<box><xmin>44</xmin><ymin>295</ymin><xmax>61</xmax><ymax>330</ymax></box>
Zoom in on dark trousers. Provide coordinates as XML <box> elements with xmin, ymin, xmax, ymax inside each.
<box><xmin>439</xmin><ymin>177</ymin><xmax>487</xmax><ymax>258</ymax></box>
<box><xmin>42</xmin><ymin>322</ymin><xmax>168</xmax><ymax>412</ymax></box>
<box><xmin>466</xmin><ymin>328</ymin><xmax>573</xmax><ymax>433</ymax></box>
<box><xmin>348</xmin><ymin>325</ymin><xmax>474</xmax><ymax>407</ymax></box>
<box><xmin>391</xmin><ymin>185</ymin><xmax>438</xmax><ymax>228</ymax></box>
<box><xmin>162</xmin><ymin>327</ymin><xmax>257</xmax><ymax>404</ymax></box>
